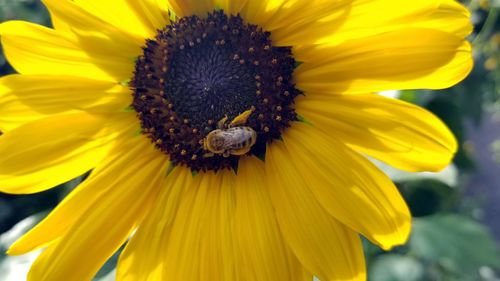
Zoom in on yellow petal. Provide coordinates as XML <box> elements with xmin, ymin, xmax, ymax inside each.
<box><xmin>167</xmin><ymin>0</ymin><xmax>215</xmax><ymax>17</ymax></box>
<box><xmin>125</xmin><ymin>0</ymin><xmax>171</xmax><ymax>31</ymax></box>
<box><xmin>118</xmin><ymin>157</ymin><xmax>308</xmax><ymax>281</ymax></box>
<box><xmin>0</xmin><ymin>21</ymin><xmax>135</xmax><ymax>82</ymax></box>
<box><xmin>70</xmin><ymin>0</ymin><xmax>159</xmax><ymax>39</ymax></box>
<box><xmin>271</xmin><ymin>0</ymin><xmax>471</xmax><ymax>46</ymax></box>
<box><xmin>161</xmin><ymin>171</ymin><xmax>237</xmax><ymax>280</ymax></box>
<box><xmin>0</xmin><ymin>113</ymin><xmax>117</xmax><ymax>194</ymax></box>
<box><xmin>234</xmin><ymin>157</ymin><xmax>306</xmax><ymax>280</ymax></box>
<box><xmin>318</xmin><ymin>0</ymin><xmax>472</xmax><ymax>45</ymax></box>
<box><xmin>283</xmin><ymin>122</ymin><xmax>411</xmax><ymax>249</ymax></box>
<box><xmin>216</xmin><ymin>0</ymin><xmax>248</xmax><ymax>15</ymax></box>
<box><xmin>42</xmin><ymin>0</ymin><xmax>149</xmax><ymax>47</ymax></box>
<box><xmin>117</xmin><ymin>167</ymin><xmax>193</xmax><ymax>281</ymax></box>
<box><xmin>238</xmin><ymin>0</ymin><xmax>287</xmax><ymax>27</ymax></box>
<box><xmin>266</xmin><ymin>141</ymin><xmax>366</xmax><ymax>281</ymax></box>
<box><xmin>295</xmin><ymin>28</ymin><xmax>472</xmax><ymax>94</ymax></box>
<box><xmin>27</xmin><ymin>143</ymin><xmax>168</xmax><ymax>281</ymax></box>
<box><xmin>412</xmin><ymin>0</ymin><xmax>472</xmax><ymax>38</ymax></box>
<box><xmin>297</xmin><ymin>93</ymin><xmax>457</xmax><ymax>172</ymax></box>
<box><xmin>264</xmin><ymin>0</ymin><xmax>348</xmax><ymax>44</ymax></box>
<box><xmin>7</xmin><ymin>135</ymin><xmax>157</xmax><ymax>255</ymax></box>
<box><xmin>0</xmin><ymin>74</ymin><xmax>131</xmax><ymax>132</ymax></box>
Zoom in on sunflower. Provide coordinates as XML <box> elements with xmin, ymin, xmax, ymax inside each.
<box><xmin>0</xmin><ymin>0</ymin><xmax>472</xmax><ymax>280</ymax></box>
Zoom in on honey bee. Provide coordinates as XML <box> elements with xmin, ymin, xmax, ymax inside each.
<box><xmin>203</xmin><ymin>109</ymin><xmax>257</xmax><ymax>158</ymax></box>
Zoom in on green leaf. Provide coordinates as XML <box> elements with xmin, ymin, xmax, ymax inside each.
<box><xmin>296</xmin><ymin>115</ymin><xmax>313</xmax><ymax>125</ymax></box>
<box><xmin>369</xmin><ymin>254</ymin><xmax>424</xmax><ymax>281</ymax></box>
<box><xmin>119</xmin><ymin>79</ymin><xmax>131</xmax><ymax>87</ymax></box>
<box><xmin>410</xmin><ymin>214</ymin><xmax>500</xmax><ymax>276</ymax></box>
<box><xmin>167</xmin><ymin>8</ymin><xmax>177</xmax><ymax>21</ymax></box>
<box><xmin>398</xmin><ymin>90</ymin><xmax>418</xmax><ymax>103</ymax></box>
<box><xmin>123</xmin><ymin>105</ymin><xmax>134</xmax><ymax>112</ymax></box>
<box><xmin>166</xmin><ymin>163</ymin><xmax>176</xmax><ymax>176</ymax></box>
<box><xmin>294</xmin><ymin>61</ymin><xmax>303</xmax><ymax>68</ymax></box>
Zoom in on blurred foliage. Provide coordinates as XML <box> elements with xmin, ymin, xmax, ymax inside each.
<box><xmin>0</xmin><ymin>0</ymin><xmax>499</xmax><ymax>281</ymax></box>
<box><xmin>367</xmin><ymin>214</ymin><xmax>500</xmax><ymax>281</ymax></box>
<box><xmin>411</xmin><ymin>215</ymin><xmax>500</xmax><ymax>278</ymax></box>
<box><xmin>366</xmin><ymin>1</ymin><xmax>500</xmax><ymax>279</ymax></box>
<box><xmin>0</xmin><ymin>0</ymin><xmax>49</xmax><ymax>24</ymax></box>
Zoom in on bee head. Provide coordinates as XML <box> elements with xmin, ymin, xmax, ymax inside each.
<box><xmin>205</xmin><ymin>131</ymin><xmax>227</xmax><ymax>153</ymax></box>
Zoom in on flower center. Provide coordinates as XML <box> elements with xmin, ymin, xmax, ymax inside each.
<box><xmin>164</xmin><ymin>37</ymin><xmax>259</xmax><ymax>128</ymax></box>
<box><xmin>131</xmin><ymin>10</ymin><xmax>300</xmax><ymax>172</ymax></box>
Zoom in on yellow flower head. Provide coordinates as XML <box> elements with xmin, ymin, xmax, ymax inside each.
<box><xmin>0</xmin><ymin>0</ymin><xmax>472</xmax><ymax>280</ymax></box>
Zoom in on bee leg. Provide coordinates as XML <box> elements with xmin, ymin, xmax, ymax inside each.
<box><xmin>229</xmin><ymin>109</ymin><xmax>253</xmax><ymax>128</ymax></box>
<box><xmin>203</xmin><ymin>152</ymin><xmax>215</xmax><ymax>158</ymax></box>
<box><xmin>231</xmin><ymin>146</ymin><xmax>251</xmax><ymax>156</ymax></box>
<box><xmin>217</xmin><ymin>115</ymin><xmax>229</xmax><ymax>129</ymax></box>
<box><xmin>202</xmin><ymin>138</ymin><xmax>209</xmax><ymax>151</ymax></box>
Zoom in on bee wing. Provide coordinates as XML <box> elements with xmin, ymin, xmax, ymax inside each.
<box><xmin>222</xmin><ymin>131</ymin><xmax>237</xmax><ymax>147</ymax></box>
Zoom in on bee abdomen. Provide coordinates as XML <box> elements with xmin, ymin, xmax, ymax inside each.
<box><xmin>227</xmin><ymin>127</ymin><xmax>256</xmax><ymax>149</ymax></box>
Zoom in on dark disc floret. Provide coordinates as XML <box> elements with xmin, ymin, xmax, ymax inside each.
<box><xmin>131</xmin><ymin>10</ymin><xmax>301</xmax><ymax>172</ymax></box>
